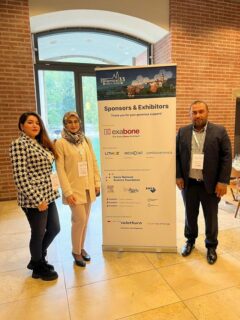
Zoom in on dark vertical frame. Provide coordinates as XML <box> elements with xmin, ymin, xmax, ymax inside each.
<box><xmin>235</xmin><ymin>97</ymin><xmax>240</xmax><ymax>156</ymax></box>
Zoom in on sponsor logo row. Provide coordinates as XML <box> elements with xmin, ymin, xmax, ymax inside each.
<box><xmin>107</xmin><ymin>185</ymin><xmax>157</xmax><ymax>193</ymax></box>
<box><xmin>104</xmin><ymin>151</ymin><xmax>170</xmax><ymax>156</ymax></box>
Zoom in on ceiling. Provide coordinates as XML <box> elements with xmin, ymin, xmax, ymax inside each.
<box><xmin>29</xmin><ymin>0</ymin><xmax>169</xmax><ymax>31</ymax></box>
<box><xmin>29</xmin><ymin>1</ymin><xmax>170</xmax><ymax>64</ymax></box>
<box><xmin>30</xmin><ymin>10</ymin><xmax>169</xmax><ymax>44</ymax></box>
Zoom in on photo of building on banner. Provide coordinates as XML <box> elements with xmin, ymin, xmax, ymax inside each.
<box><xmin>96</xmin><ymin>64</ymin><xmax>177</xmax><ymax>252</ymax></box>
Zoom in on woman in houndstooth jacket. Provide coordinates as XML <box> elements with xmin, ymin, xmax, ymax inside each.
<box><xmin>10</xmin><ymin>112</ymin><xmax>60</xmax><ymax>281</ymax></box>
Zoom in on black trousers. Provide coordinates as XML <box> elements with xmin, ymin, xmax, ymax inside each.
<box><xmin>181</xmin><ymin>179</ymin><xmax>220</xmax><ymax>249</ymax></box>
<box><xmin>22</xmin><ymin>201</ymin><xmax>60</xmax><ymax>261</ymax></box>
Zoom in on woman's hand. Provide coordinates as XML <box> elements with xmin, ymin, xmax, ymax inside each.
<box><xmin>38</xmin><ymin>201</ymin><xmax>48</xmax><ymax>212</ymax></box>
<box><xmin>95</xmin><ymin>187</ymin><xmax>100</xmax><ymax>197</ymax></box>
<box><xmin>67</xmin><ymin>194</ymin><xmax>77</xmax><ymax>206</ymax></box>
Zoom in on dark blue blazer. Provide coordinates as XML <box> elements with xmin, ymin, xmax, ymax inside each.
<box><xmin>176</xmin><ymin>122</ymin><xmax>232</xmax><ymax>194</ymax></box>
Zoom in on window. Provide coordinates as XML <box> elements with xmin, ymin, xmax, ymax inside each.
<box><xmin>34</xmin><ymin>28</ymin><xmax>151</xmax><ymax>163</ymax></box>
<box><xmin>35</xmin><ymin>29</ymin><xmax>150</xmax><ymax>66</ymax></box>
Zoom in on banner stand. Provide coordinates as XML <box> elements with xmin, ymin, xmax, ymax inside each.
<box><xmin>96</xmin><ymin>64</ymin><xmax>177</xmax><ymax>253</ymax></box>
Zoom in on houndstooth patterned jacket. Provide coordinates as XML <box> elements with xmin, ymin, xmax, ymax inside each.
<box><xmin>9</xmin><ymin>133</ymin><xmax>59</xmax><ymax>208</ymax></box>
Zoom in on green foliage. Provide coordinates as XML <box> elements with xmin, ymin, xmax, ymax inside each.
<box><xmin>44</xmin><ymin>71</ymin><xmax>76</xmax><ymax>131</ymax></box>
<box><xmin>82</xmin><ymin>76</ymin><xmax>99</xmax><ymax>130</ymax></box>
<box><xmin>42</xmin><ymin>71</ymin><xmax>100</xmax><ymax>165</ymax></box>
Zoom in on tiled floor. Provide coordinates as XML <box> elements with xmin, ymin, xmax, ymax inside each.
<box><xmin>0</xmin><ymin>190</ymin><xmax>240</xmax><ymax>320</ymax></box>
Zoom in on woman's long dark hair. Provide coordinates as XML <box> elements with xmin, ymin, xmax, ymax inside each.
<box><xmin>18</xmin><ymin>111</ymin><xmax>58</xmax><ymax>159</ymax></box>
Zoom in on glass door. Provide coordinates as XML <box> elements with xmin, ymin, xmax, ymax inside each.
<box><xmin>36</xmin><ymin>69</ymin><xmax>100</xmax><ymax>165</ymax></box>
<box><xmin>37</xmin><ymin>69</ymin><xmax>76</xmax><ymax>140</ymax></box>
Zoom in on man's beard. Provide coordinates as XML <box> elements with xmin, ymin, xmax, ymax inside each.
<box><xmin>194</xmin><ymin>119</ymin><xmax>206</xmax><ymax>129</ymax></box>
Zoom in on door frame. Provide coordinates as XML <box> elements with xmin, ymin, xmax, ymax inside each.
<box><xmin>34</xmin><ymin>28</ymin><xmax>151</xmax><ymax>129</ymax></box>
<box><xmin>34</xmin><ymin>62</ymin><xmax>100</xmax><ymax>131</ymax></box>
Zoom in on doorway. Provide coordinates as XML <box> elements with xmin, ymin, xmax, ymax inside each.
<box><xmin>35</xmin><ymin>66</ymin><xmax>100</xmax><ymax>162</ymax></box>
<box><xmin>34</xmin><ymin>28</ymin><xmax>150</xmax><ymax>159</ymax></box>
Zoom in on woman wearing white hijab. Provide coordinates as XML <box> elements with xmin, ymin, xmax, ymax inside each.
<box><xmin>55</xmin><ymin>112</ymin><xmax>100</xmax><ymax>267</ymax></box>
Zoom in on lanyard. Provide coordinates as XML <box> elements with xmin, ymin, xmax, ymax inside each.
<box><xmin>192</xmin><ymin>130</ymin><xmax>206</xmax><ymax>150</ymax></box>
<box><xmin>74</xmin><ymin>143</ymin><xmax>85</xmax><ymax>160</ymax></box>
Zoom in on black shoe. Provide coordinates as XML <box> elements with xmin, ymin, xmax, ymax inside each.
<box><xmin>81</xmin><ymin>249</ymin><xmax>91</xmax><ymax>261</ymax></box>
<box><xmin>72</xmin><ymin>253</ymin><xmax>86</xmax><ymax>267</ymax></box>
<box><xmin>27</xmin><ymin>258</ymin><xmax>54</xmax><ymax>271</ymax></box>
<box><xmin>181</xmin><ymin>243</ymin><xmax>195</xmax><ymax>257</ymax></box>
<box><xmin>207</xmin><ymin>248</ymin><xmax>217</xmax><ymax>264</ymax></box>
<box><xmin>32</xmin><ymin>260</ymin><xmax>58</xmax><ymax>281</ymax></box>
<box><xmin>42</xmin><ymin>257</ymin><xmax>55</xmax><ymax>270</ymax></box>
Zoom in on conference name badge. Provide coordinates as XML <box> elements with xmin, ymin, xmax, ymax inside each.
<box><xmin>50</xmin><ymin>172</ymin><xmax>60</xmax><ymax>190</ymax></box>
<box><xmin>192</xmin><ymin>154</ymin><xmax>204</xmax><ymax>170</ymax></box>
<box><xmin>78</xmin><ymin>161</ymin><xmax>88</xmax><ymax>176</ymax></box>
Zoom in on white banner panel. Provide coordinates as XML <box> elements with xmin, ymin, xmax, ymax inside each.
<box><xmin>96</xmin><ymin>64</ymin><xmax>177</xmax><ymax>252</ymax></box>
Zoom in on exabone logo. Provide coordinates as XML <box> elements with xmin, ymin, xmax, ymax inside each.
<box><xmin>112</xmin><ymin>128</ymin><xmax>140</xmax><ymax>135</ymax></box>
<box><xmin>104</xmin><ymin>128</ymin><xmax>140</xmax><ymax>137</ymax></box>
<box><xmin>104</xmin><ymin>129</ymin><xmax>111</xmax><ymax>135</ymax></box>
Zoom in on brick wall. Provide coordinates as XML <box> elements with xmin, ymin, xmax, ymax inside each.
<box><xmin>154</xmin><ymin>0</ymin><xmax>240</xmax><ymax>148</ymax></box>
<box><xmin>153</xmin><ymin>33</ymin><xmax>172</xmax><ymax>64</ymax></box>
<box><xmin>135</xmin><ymin>49</ymin><xmax>148</xmax><ymax>65</ymax></box>
<box><xmin>0</xmin><ymin>0</ymin><xmax>36</xmax><ymax>201</ymax></box>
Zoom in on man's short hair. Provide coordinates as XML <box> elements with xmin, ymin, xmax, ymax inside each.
<box><xmin>190</xmin><ymin>100</ymin><xmax>209</xmax><ymax>111</ymax></box>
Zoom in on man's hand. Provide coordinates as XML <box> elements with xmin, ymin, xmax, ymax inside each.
<box><xmin>176</xmin><ymin>178</ymin><xmax>184</xmax><ymax>190</ymax></box>
<box><xmin>215</xmin><ymin>182</ymin><xmax>227</xmax><ymax>198</ymax></box>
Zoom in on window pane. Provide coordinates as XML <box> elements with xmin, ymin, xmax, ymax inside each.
<box><xmin>82</xmin><ymin>76</ymin><xmax>100</xmax><ymax>165</ymax></box>
<box><xmin>37</xmin><ymin>31</ymin><xmax>149</xmax><ymax>66</ymax></box>
<box><xmin>38</xmin><ymin>70</ymin><xmax>76</xmax><ymax>139</ymax></box>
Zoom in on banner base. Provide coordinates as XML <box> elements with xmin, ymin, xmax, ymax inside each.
<box><xmin>102</xmin><ymin>245</ymin><xmax>177</xmax><ymax>253</ymax></box>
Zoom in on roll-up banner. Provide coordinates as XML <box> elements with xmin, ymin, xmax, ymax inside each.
<box><xmin>96</xmin><ymin>64</ymin><xmax>177</xmax><ymax>252</ymax></box>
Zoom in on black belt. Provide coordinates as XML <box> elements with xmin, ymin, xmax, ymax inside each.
<box><xmin>189</xmin><ymin>178</ymin><xmax>204</xmax><ymax>183</ymax></box>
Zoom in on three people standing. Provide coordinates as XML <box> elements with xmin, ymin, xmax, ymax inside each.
<box><xmin>176</xmin><ymin>100</ymin><xmax>232</xmax><ymax>264</ymax></box>
<box><xmin>10</xmin><ymin>100</ymin><xmax>232</xmax><ymax>283</ymax></box>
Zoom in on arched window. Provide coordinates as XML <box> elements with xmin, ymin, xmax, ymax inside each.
<box><xmin>35</xmin><ymin>28</ymin><xmax>151</xmax><ymax>66</ymax></box>
<box><xmin>34</xmin><ymin>28</ymin><xmax>151</xmax><ymax>163</ymax></box>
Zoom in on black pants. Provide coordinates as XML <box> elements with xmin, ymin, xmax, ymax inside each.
<box><xmin>181</xmin><ymin>179</ymin><xmax>220</xmax><ymax>249</ymax></box>
<box><xmin>22</xmin><ymin>201</ymin><xmax>60</xmax><ymax>261</ymax></box>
